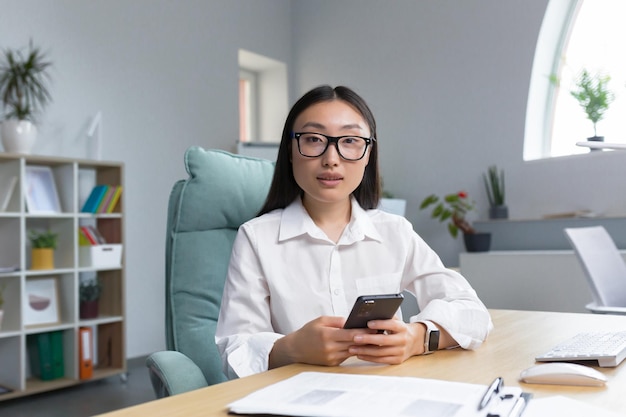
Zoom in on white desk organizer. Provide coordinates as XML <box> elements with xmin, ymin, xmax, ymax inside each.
<box><xmin>79</xmin><ymin>244</ymin><xmax>123</xmax><ymax>268</ymax></box>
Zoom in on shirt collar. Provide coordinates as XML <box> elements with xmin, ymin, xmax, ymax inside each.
<box><xmin>279</xmin><ymin>197</ymin><xmax>383</xmax><ymax>244</ymax></box>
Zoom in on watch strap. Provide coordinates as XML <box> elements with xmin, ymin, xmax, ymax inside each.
<box><xmin>418</xmin><ymin>320</ymin><xmax>440</xmax><ymax>355</ymax></box>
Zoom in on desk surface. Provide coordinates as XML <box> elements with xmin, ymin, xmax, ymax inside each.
<box><xmin>99</xmin><ymin>309</ymin><xmax>626</xmax><ymax>416</ymax></box>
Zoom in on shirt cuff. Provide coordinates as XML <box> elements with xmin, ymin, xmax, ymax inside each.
<box><xmin>224</xmin><ymin>332</ymin><xmax>284</xmax><ymax>378</ymax></box>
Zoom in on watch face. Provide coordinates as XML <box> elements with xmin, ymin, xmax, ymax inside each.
<box><xmin>428</xmin><ymin>330</ymin><xmax>440</xmax><ymax>352</ymax></box>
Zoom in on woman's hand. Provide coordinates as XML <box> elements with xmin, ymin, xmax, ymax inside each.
<box><xmin>269</xmin><ymin>316</ymin><xmax>377</xmax><ymax>369</ymax></box>
<box><xmin>347</xmin><ymin>318</ymin><xmax>425</xmax><ymax>364</ymax></box>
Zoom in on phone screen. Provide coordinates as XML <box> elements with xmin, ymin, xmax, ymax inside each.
<box><xmin>343</xmin><ymin>293</ymin><xmax>404</xmax><ymax>329</ymax></box>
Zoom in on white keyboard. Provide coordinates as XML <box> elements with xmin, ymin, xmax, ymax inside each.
<box><xmin>536</xmin><ymin>331</ymin><xmax>626</xmax><ymax>367</ymax></box>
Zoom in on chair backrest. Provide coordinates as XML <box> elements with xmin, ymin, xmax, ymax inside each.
<box><xmin>564</xmin><ymin>226</ymin><xmax>626</xmax><ymax>308</ymax></box>
<box><xmin>165</xmin><ymin>147</ymin><xmax>274</xmax><ymax>385</ymax></box>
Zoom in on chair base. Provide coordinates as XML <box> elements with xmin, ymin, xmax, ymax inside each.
<box><xmin>586</xmin><ymin>302</ymin><xmax>626</xmax><ymax>315</ymax></box>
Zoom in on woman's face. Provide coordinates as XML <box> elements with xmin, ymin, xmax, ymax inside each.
<box><xmin>291</xmin><ymin>99</ymin><xmax>371</xmax><ymax>210</ymax></box>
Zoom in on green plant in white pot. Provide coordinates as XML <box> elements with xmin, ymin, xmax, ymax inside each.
<box><xmin>0</xmin><ymin>40</ymin><xmax>53</xmax><ymax>154</ymax></box>
<box><xmin>570</xmin><ymin>69</ymin><xmax>614</xmax><ymax>143</ymax></box>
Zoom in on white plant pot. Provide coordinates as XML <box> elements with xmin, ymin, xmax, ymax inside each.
<box><xmin>1</xmin><ymin>119</ymin><xmax>37</xmax><ymax>154</ymax></box>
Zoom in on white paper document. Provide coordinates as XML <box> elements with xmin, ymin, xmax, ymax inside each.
<box><xmin>524</xmin><ymin>396</ymin><xmax>621</xmax><ymax>417</ymax></box>
<box><xmin>228</xmin><ymin>372</ymin><xmax>525</xmax><ymax>417</ymax></box>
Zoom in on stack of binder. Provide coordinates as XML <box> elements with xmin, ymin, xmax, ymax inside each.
<box><xmin>27</xmin><ymin>331</ymin><xmax>64</xmax><ymax>381</ymax></box>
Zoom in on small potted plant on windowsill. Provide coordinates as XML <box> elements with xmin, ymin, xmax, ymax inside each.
<box><xmin>570</xmin><ymin>69</ymin><xmax>614</xmax><ymax>146</ymax></box>
<box><xmin>483</xmin><ymin>165</ymin><xmax>507</xmax><ymax>219</ymax></box>
<box><xmin>79</xmin><ymin>277</ymin><xmax>102</xmax><ymax>319</ymax></box>
<box><xmin>28</xmin><ymin>229</ymin><xmax>58</xmax><ymax>270</ymax></box>
<box><xmin>420</xmin><ymin>191</ymin><xmax>491</xmax><ymax>252</ymax></box>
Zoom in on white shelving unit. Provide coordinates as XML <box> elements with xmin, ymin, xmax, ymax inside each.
<box><xmin>0</xmin><ymin>153</ymin><xmax>125</xmax><ymax>400</ymax></box>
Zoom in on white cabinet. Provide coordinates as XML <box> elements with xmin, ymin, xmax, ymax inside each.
<box><xmin>0</xmin><ymin>153</ymin><xmax>125</xmax><ymax>400</ymax></box>
<box><xmin>458</xmin><ymin>251</ymin><xmax>626</xmax><ymax>313</ymax></box>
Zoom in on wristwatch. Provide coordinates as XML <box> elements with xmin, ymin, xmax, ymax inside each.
<box><xmin>418</xmin><ymin>320</ymin><xmax>440</xmax><ymax>355</ymax></box>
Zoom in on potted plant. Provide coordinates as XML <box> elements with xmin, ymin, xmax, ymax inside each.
<box><xmin>570</xmin><ymin>69</ymin><xmax>614</xmax><ymax>144</ymax></box>
<box><xmin>420</xmin><ymin>191</ymin><xmax>491</xmax><ymax>252</ymax></box>
<box><xmin>28</xmin><ymin>229</ymin><xmax>58</xmax><ymax>270</ymax></box>
<box><xmin>0</xmin><ymin>40</ymin><xmax>53</xmax><ymax>154</ymax></box>
<box><xmin>483</xmin><ymin>165</ymin><xmax>507</xmax><ymax>219</ymax></box>
<box><xmin>79</xmin><ymin>277</ymin><xmax>102</xmax><ymax>319</ymax></box>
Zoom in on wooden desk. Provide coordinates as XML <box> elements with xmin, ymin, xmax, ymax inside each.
<box><xmin>99</xmin><ymin>310</ymin><xmax>626</xmax><ymax>416</ymax></box>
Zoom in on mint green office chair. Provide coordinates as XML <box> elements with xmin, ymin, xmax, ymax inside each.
<box><xmin>146</xmin><ymin>147</ymin><xmax>274</xmax><ymax>398</ymax></box>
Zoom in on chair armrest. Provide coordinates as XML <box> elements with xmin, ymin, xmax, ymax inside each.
<box><xmin>146</xmin><ymin>351</ymin><xmax>208</xmax><ymax>398</ymax></box>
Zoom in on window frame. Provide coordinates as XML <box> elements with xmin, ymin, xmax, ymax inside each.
<box><xmin>524</xmin><ymin>0</ymin><xmax>581</xmax><ymax>161</ymax></box>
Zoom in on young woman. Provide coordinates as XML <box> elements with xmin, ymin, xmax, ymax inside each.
<box><xmin>216</xmin><ymin>85</ymin><xmax>492</xmax><ymax>379</ymax></box>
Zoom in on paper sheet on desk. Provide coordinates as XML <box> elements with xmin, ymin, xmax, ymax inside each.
<box><xmin>228</xmin><ymin>371</ymin><xmax>523</xmax><ymax>417</ymax></box>
<box><xmin>524</xmin><ymin>396</ymin><xmax>621</xmax><ymax>417</ymax></box>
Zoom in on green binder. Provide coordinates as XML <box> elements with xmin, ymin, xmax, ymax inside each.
<box><xmin>50</xmin><ymin>330</ymin><xmax>65</xmax><ymax>379</ymax></box>
<box><xmin>27</xmin><ymin>333</ymin><xmax>53</xmax><ymax>381</ymax></box>
<box><xmin>27</xmin><ymin>331</ymin><xmax>64</xmax><ymax>381</ymax></box>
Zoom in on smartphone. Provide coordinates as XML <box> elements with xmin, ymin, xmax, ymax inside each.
<box><xmin>343</xmin><ymin>293</ymin><xmax>404</xmax><ymax>329</ymax></box>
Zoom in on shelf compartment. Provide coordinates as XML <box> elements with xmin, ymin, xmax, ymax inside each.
<box><xmin>79</xmin><ymin>244</ymin><xmax>123</xmax><ymax>268</ymax></box>
<box><xmin>26</xmin><ymin>217</ymin><xmax>75</xmax><ymax>270</ymax></box>
<box><xmin>96</xmin><ymin>321</ymin><xmax>125</xmax><ymax>371</ymax></box>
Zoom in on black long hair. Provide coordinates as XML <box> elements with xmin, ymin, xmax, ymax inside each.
<box><xmin>258</xmin><ymin>85</ymin><xmax>381</xmax><ymax>216</ymax></box>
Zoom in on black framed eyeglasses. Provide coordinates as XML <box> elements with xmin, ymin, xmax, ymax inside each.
<box><xmin>292</xmin><ymin>132</ymin><xmax>375</xmax><ymax>161</ymax></box>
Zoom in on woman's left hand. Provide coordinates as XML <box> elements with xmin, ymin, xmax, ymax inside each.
<box><xmin>347</xmin><ymin>318</ymin><xmax>424</xmax><ymax>364</ymax></box>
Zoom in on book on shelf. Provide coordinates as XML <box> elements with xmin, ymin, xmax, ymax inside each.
<box><xmin>88</xmin><ymin>225</ymin><xmax>106</xmax><ymax>243</ymax></box>
<box><xmin>79</xmin><ymin>226</ymin><xmax>106</xmax><ymax>245</ymax></box>
<box><xmin>80</xmin><ymin>226</ymin><xmax>98</xmax><ymax>245</ymax></box>
<box><xmin>81</xmin><ymin>185</ymin><xmax>122</xmax><ymax>213</ymax></box>
<box><xmin>81</xmin><ymin>185</ymin><xmax>108</xmax><ymax>213</ymax></box>
<box><xmin>105</xmin><ymin>186</ymin><xmax>122</xmax><ymax>213</ymax></box>
<box><xmin>96</xmin><ymin>186</ymin><xmax>115</xmax><ymax>213</ymax></box>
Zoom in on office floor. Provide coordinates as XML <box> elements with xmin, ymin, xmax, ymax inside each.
<box><xmin>0</xmin><ymin>357</ymin><xmax>156</xmax><ymax>417</ymax></box>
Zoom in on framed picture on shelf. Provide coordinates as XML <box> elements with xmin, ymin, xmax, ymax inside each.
<box><xmin>24</xmin><ymin>277</ymin><xmax>61</xmax><ymax>327</ymax></box>
<box><xmin>24</xmin><ymin>166</ymin><xmax>62</xmax><ymax>214</ymax></box>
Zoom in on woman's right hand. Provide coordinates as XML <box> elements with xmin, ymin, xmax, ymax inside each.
<box><xmin>269</xmin><ymin>316</ymin><xmax>371</xmax><ymax>369</ymax></box>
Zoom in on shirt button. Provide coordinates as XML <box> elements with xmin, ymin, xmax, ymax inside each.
<box><xmin>333</xmin><ymin>288</ymin><xmax>340</xmax><ymax>295</ymax></box>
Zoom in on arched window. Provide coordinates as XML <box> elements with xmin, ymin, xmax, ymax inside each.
<box><xmin>525</xmin><ymin>0</ymin><xmax>626</xmax><ymax>160</ymax></box>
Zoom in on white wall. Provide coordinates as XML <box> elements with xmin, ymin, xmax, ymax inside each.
<box><xmin>2</xmin><ymin>0</ymin><xmax>625</xmax><ymax>359</ymax></box>
<box><xmin>0</xmin><ymin>0</ymin><xmax>292</xmax><ymax>358</ymax></box>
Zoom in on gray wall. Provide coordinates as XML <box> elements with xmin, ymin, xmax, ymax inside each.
<box><xmin>2</xmin><ymin>1</ymin><xmax>625</xmax><ymax>359</ymax></box>
<box><xmin>291</xmin><ymin>0</ymin><xmax>626</xmax><ymax>264</ymax></box>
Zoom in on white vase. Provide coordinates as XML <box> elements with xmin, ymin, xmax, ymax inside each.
<box><xmin>1</xmin><ymin>119</ymin><xmax>37</xmax><ymax>154</ymax></box>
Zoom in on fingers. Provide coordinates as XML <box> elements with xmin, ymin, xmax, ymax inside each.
<box><xmin>348</xmin><ymin>343</ymin><xmax>405</xmax><ymax>363</ymax></box>
<box><xmin>365</xmin><ymin>317</ymin><xmax>404</xmax><ymax>333</ymax></box>
<box><xmin>319</xmin><ymin>315</ymin><xmax>348</xmax><ymax>329</ymax></box>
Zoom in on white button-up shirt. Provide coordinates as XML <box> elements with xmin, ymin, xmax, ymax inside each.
<box><xmin>216</xmin><ymin>197</ymin><xmax>492</xmax><ymax>378</ymax></box>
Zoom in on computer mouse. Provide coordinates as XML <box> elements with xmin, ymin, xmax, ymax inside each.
<box><xmin>520</xmin><ymin>363</ymin><xmax>607</xmax><ymax>387</ymax></box>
